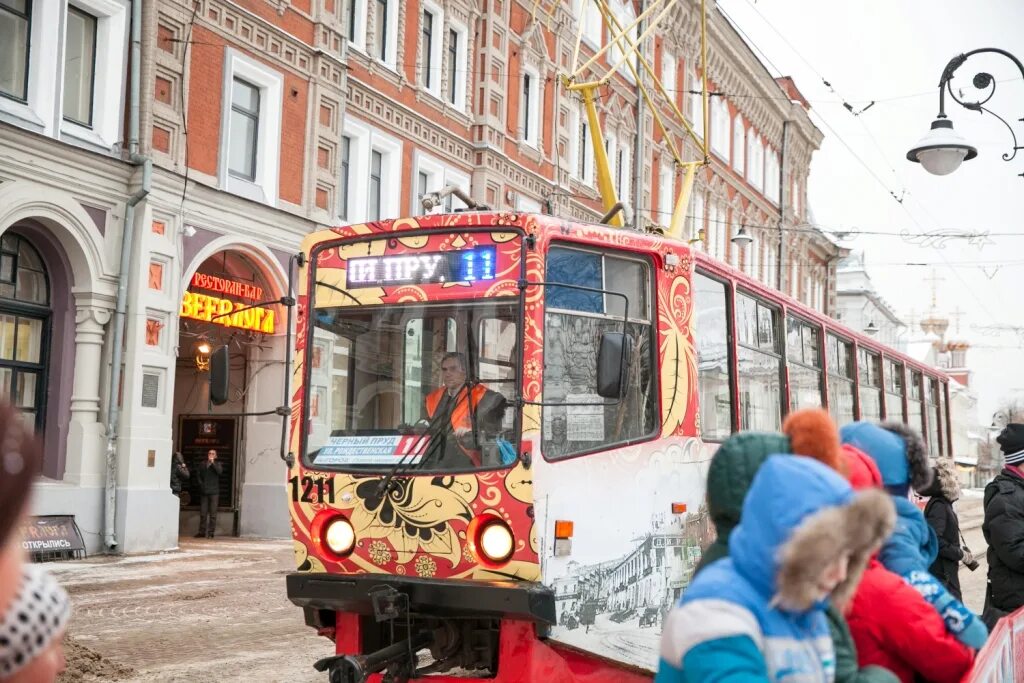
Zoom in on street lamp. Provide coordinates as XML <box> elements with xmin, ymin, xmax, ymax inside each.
<box><xmin>730</xmin><ymin>226</ymin><xmax>753</xmax><ymax>248</ymax></box>
<box><xmin>908</xmin><ymin>48</ymin><xmax>1024</xmax><ymax>177</ymax></box>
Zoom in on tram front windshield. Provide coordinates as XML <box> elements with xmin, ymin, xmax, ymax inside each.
<box><xmin>304</xmin><ymin>299</ymin><xmax>519</xmax><ymax>473</ymax></box>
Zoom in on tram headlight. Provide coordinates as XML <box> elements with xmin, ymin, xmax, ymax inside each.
<box><xmin>323</xmin><ymin>516</ymin><xmax>356</xmax><ymax>557</ymax></box>
<box><xmin>469</xmin><ymin>516</ymin><xmax>515</xmax><ymax>566</ymax></box>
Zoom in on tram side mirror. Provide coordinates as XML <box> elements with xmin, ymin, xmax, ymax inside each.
<box><xmin>209</xmin><ymin>345</ymin><xmax>230</xmax><ymax>406</ymax></box>
<box><xmin>597</xmin><ymin>332</ymin><xmax>632</xmax><ymax>399</ymax></box>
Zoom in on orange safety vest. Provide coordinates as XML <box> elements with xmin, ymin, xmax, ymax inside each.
<box><xmin>425</xmin><ymin>384</ymin><xmax>489</xmax><ymax>466</ymax></box>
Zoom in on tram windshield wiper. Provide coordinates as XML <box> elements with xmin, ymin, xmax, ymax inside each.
<box><xmin>316</xmin><ymin>280</ymin><xmax>363</xmax><ymax>307</ymax></box>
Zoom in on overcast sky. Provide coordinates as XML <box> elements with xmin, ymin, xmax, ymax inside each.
<box><xmin>715</xmin><ymin>0</ymin><xmax>1024</xmax><ymax>426</ymax></box>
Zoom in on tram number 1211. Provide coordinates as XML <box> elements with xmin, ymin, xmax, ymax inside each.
<box><xmin>288</xmin><ymin>475</ymin><xmax>336</xmax><ymax>504</ymax></box>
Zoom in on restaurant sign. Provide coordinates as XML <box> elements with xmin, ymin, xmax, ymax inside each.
<box><xmin>181</xmin><ymin>273</ymin><xmax>275</xmax><ymax>333</ymax></box>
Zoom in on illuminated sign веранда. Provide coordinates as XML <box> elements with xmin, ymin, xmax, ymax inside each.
<box><xmin>181</xmin><ymin>275</ymin><xmax>276</xmax><ymax>334</ymax></box>
<box><xmin>345</xmin><ymin>246</ymin><xmax>497</xmax><ymax>289</ymax></box>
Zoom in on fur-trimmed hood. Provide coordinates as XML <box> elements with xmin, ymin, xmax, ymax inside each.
<box><xmin>921</xmin><ymin>457</ymin><xmax>961</xmax><ymax>501</ymax></box>
<box><xmin>729</xmin><ymin>455</ymin><xmax>896</xmax><ymax>613</ymax></box>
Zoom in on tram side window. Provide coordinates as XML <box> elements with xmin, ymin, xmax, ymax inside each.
<box><xmin>858</xmin><ymin>349</ymin><xmax>882</xmax><ymax>422</ymax></box>
<box><xmin>542</xmin><ymin>247</ymin><xmax>656</xmax><ymax>459</ymax></box>
<box><xmin>907</xmin><ymin>370</ymin><xmax>924</xmax><ymax>435</ymax></box>
<box><xmin>884</xmin><ymin>359</ymin><xmax>905</xmax><ymax>421</ymax></box>
<box><xmin>827</xmin><ymin>335</ymin><xmax>855</xmax><ymax>426</ymax></box>
<box><xmin>938</xmin><ymin>380</ymin><xmax>948</xmax><ymax>456</ymax></box>
<box><xmin>736</xmin><ymin>293</ymin><xmax>782</xmax><ymax>431</ymax></box>
<box><xmin>786</xmin><ymin>317</ymin><xmax>823</xmax><ymax>411</ymax></box>
<box><xmin>694</xmin><ymin>272</ymin><xmax>733</xmax><ymax>440</ymax></box>
<box><xmin>926</xmin><ymin>377</ymin><xmax>941</xmax><ymax>457</ymax></box>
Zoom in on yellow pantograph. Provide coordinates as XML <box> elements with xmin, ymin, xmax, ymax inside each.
<box><xmin>538</xmin><ymin>0</ymin><xmax>710</xmax><ymax>238</ymax></box>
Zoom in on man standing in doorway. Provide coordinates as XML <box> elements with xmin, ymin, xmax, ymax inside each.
<box><xmin>196</xmin><ymin>449</ymin><xmax>223</xmax><ymax>538</ymax></box>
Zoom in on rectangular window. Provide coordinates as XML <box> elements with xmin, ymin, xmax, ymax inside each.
<box><xmin>764</xmin><ymin>242</ymin><xmax>776</xmax><ymax>289</ymax></box>
<box><xmin>787</xmin><ymin>316</ymin><xmax>823</xmax><ymax>411</ymax></box>
<box><xmin>884</xmin><ymin>359</ymin><xmax>905</xmax><ymax>421</ymax></box>
<box><xmin>578</xmin><ymin>118</ymin><xmax>591</xmax><ymax>182</ymax></box>
<box><xmin>345</xmin><ymin>0</ymin><xmax>356</xmax><ymax>41</ymax></box>
<box><xmin>339</xmin><ymin>135</ymin><xmax>351</xmax><ymax>220</ymax></box>
<box><xmin>732</xmin><ymin>117</ymin><xmax>745</xmax><ymax>174</ymax></box>
<box><xmin>0</xmin><ymin>0</ymin><xmax>31</xmax><ymax>102</ymax></box>
<box><xmin>447</xmin><ymin>28</ymin><xmax>457</xmax><ymax>104</ymax></box>
<box><xmin>737</xmin><ymin>292</ymin><xmax>782</xmax><ymax>430</ymax></box>
<box><xmin>926</xmin><ymin>377</ymin><xmax>941</xmax><ymax>456</ymax></box>
<box><xmin>695</xmin><ymin>272</ymin><xmax>733</xmax><ymax>440</ymax></box>
<box><xmin>661</xmin><ymin>49</ymin><xmax>676</xmax><ymax>95</ymax></box>
<box><xmin>658</xmin><ymin>164</ymin><xmax>673</xmax><ymax>224</ymax></box>
<box><xmin>521</xmin><ymin>71</ymin><xmax>540</xmax><ymax>146</ymax></box>
<box><xmin>368</xmin><ymin>149</ymin><xmax>382</xmax><ymax>220</ymax></box>
<box><xmin>543</xmin><ymin>246</ymin><xmax>656</xmax><ymax>458</ymax></box>
<box><xmin>690</xmin><ymin>72</ymin><xmax>704</xmax><ymax>139</ymax></box>
<box><xmin>417</xmin><ymin>171</ymin><xmax>428</xmax><ymax>207</ymax></box>
<box><xmin>421</xmin><ymin>10</ymin><xmax>434</xmax><ymax>90</ymax></box>
<box><xmin>858</xmin><ymin>349</ymin><xmax>882</xmax><ymax>421</ymax></box>
<box><xmin>908</xmin><ymin>369</ymin><xmax>924</xmax><ymax>434</ymax></box>
<box><xmin>375</xmin><ymin>0</ymin><xmax>388</xmax><ymax>61</ymax></box>
<box><xmin>827</xmin><ymin>335</ymin><xmax>855</xmax><ymax>426</ymax></box>
<box><xmin>711</xmin><ymin>98</ymin><xmax>730</xmax><ymax>159</ymax></box>
<box><xmin>228</xmin><ymin>78</ymin><xmax>260</xmax><ymax>181</ymax></box>
<box><xmin>62</xmin><ymin>6</ymin><xmax>97</xmax><ymax>126</ymax></box>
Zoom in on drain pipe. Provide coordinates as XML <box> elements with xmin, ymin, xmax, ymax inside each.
<box><xmin>103</xmin><ymin>0</ymin><xmax>151</xmax><ymax>550</ymax></box>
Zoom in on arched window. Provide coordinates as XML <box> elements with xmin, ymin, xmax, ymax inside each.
<box><xmin>0</xmin><ymin>233</ymin><xmax>50</xmax><ymax>431</ymax></box>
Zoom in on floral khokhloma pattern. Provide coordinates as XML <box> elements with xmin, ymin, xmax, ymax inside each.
<box><xmin>288</xmin><ymin>212</ymin><xmax>698</xmax><ymax>585</ymax></box>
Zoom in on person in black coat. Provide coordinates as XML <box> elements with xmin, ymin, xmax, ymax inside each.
<box><xmin>170</xmin><ymin>451</ymin><xmax>189</xmax><ymax>497</ymax></box>
<box><xmin>982</xmin><ymin>423</ymin><xmax>1024</xmax><ymax>622</ymax></box>
<box><xmin>923</xmin><ymin>457</ymin><xmax>970</xmax><ymax>601</ymax></box>
<box><xmin>195</xmin><ymin>448</ymin><xmax>223</xmax><ymax>538</ymax></box>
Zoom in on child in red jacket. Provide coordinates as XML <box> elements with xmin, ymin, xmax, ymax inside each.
<box><xmin>841</xmin><ymin>445</ymin><xmax>975</xmax><ymax>683</ymax></box>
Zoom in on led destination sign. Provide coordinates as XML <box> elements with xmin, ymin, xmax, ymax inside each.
<box><xmin>346</xmin><ymin>246</ymin><xmax>497</xmax><ymax>289</ymax></box>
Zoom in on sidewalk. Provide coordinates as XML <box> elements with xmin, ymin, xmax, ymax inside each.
<box><xmin>51</xmin><ymin>538</ymin><xmax>332</xmax><ymax>682</ymax></box>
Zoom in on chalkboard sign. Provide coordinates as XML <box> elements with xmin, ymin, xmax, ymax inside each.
<box><xmin>178</xmin><ymin>416</ymin><xmax>236</xmax><ymax>508</ymax></box>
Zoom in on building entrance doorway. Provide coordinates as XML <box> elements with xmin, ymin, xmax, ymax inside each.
<box><xmin>174</xmin><ymin>249</ymin><xmax>285</xmax><ymax>538</ymax></box>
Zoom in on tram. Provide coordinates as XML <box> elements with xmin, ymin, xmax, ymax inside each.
<box><xmin>282</xmin><ymin>209</ymin><xmax>953</xmax><ymax>682</ymax></box>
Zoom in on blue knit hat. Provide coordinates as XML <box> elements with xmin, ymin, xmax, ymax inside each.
<box><xmin>839</xmin><ymin>421</ymin><xmax>931</xmax><ymax>495</ymax></box>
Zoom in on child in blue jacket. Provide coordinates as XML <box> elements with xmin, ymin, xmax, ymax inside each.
<box><xmin>656</xmin><ymin>455</ymin><xmax>895</xmax><ymax>682</ymax></box>
<box><xmin>840</xmin><ymin>421</ymin><xmax>987</xmax><ymax>650</ymax></box>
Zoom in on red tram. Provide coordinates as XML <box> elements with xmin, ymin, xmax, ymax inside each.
<box><xmin>283</xmin><ymin>210</ymin><xmax>952</xmax><ymax>682</ymax></box>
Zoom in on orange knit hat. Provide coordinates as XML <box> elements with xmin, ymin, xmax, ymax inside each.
<box><xmin>782</xmin><ymin>408</ymin><xmax>845</xmax><ymax>475</ymax></box>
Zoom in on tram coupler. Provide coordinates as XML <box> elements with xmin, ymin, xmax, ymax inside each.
<box><xmin>313</xmin><ymin>631</ymin><xmax>433</xmax><ymax>683</ymax></box>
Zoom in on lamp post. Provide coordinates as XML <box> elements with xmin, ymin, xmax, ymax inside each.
<box><xmin>907</xmin><ymin>48</ymin><xmax>1024</xmax><ymax>177</ymax></box>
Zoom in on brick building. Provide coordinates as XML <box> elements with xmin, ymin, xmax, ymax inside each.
<box><xmin>1</xmin><ymin>0</ymin><xmax>842</xmax><ymax>553</ymax></box>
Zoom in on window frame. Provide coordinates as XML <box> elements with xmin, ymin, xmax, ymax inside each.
<box><xmin>61</xmin><ymin>4</ymin><xmax>98</xmax><ymax>128</ymax></box>
<box><xmin>785</xmin><ymin>314</ymin><xmax>825</xmax><ymax>412</ymax></box>
<box><xmin>694</xmin><ymin>269</ymin><xmax>736</xmax><ymax>441</ymax></box>
<box><xmin>218</xmin><ymin>48</ymin><xmax>283</xmax><ymax>206</ymax></box>
<box><xmin>227</xmin><ymin>77</ymin><xmax>260</xmax><ymax>182</ymax></box>
<box><xmin>520</xmin><ymin>66</ymin><xmax>541</xmax><ymax>148</ymax></box>
<box><xmin>735</xmin><ymin>289</ymin><xmax>785</xmax><ymax>431</ymax></box>
<box><xmin>446</xmin><ymin>21</ymin><xmax>468</xmax><ymax>111</ymax></box>
<box><xmin>732</xmin><ymin>115</ymin><xmax>745</xmax><ymax>175</ymax></box>
<box><xmin>658</xmin><ymin>162</ymin><xmax>674</xmax><ymax>225</ymax></box>
<box><xmin>339</xmin><ymin>134</ymin><xmax>351</xmax><ymax>220</ymax></box>
<box><xmin>690</xmin><ymin>71</ymin><xmax>704</xmax><ymax>139</ymax></box>
<box><xmin>825</xmin><ymin>333</ymin><xmax>855</xmax><ymax>427</ymax></box>
<box><xmin>373</xmin><ymin>0</ymin><xmax>398</xmax><ymax>69</ymax></box>
<box><xmin>661</xmin><ymin>48</ymin><xmax>676</xmax><ymax>99</ymax></box>
<box><xmin>856</xmin><ymin>347</ymin><xmax>883</xmax><ymax>421</ymax></box>
<box><xmin>540</xmin><ymin>243</ymin><xmax>659</xmax><ymax>461</ymax></box>
<box><xmin>338</xmin><ymin>116</ymin><xmax>403</xmax><ymax>224</ymax></box>
<box><xmin>0</xmin><ymin>0</ymin><xmax>32</xmax><ymax>103</ymax></box>
<box><xmin>344</xmin><ymin>0</ymin><xmax>368</xmax><ymax>51</ymax></box>
<box><xmin>419</xmin><ymin>1</ymin><xmax>443</xmax><ymax>98</ymax></box>
<box><xmin>0</xmin><ymin>233</ymin><xmax>52</xmax><ymax>437</ymax></box>
<box><xmin>710</xmin><ymin>96</ymin><xmax>730</xmax><ymax>159</ymax></box>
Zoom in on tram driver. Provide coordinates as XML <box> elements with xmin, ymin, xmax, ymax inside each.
<box><xmin>418</xmin><ymin>352</ymin><xmax>510</xmax><ymax>469</ymax></box>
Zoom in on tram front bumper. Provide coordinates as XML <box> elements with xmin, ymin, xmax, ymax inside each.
<box><xmin>286</xmin><ymin>572</ymin><xmax>556</xmax><ymax>626</ymax></box>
